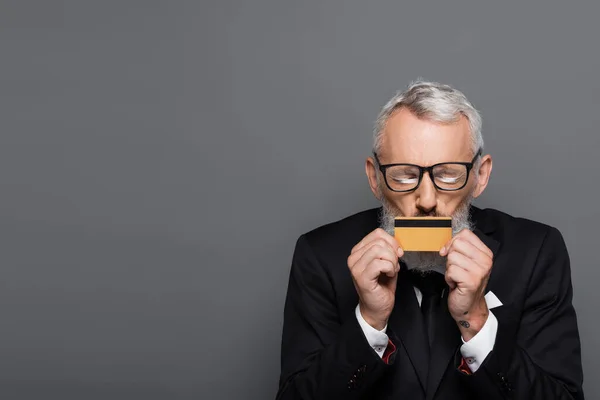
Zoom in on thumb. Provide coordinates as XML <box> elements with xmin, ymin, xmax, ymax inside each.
<box><xmin>384</xmin><ymin>265</ymin><xmax>399</xmax><ymax>293</ymax></box>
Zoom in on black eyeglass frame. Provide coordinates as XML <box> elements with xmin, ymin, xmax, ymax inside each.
<box><xmin>373</xmin><ymin>148</ymin><xmax>483</xmax><ymax>192</ymax></box>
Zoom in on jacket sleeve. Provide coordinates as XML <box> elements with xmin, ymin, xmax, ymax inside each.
<box><xmin>276</xmin><ymin>234</ymin><xmax>397</xmax><ymax>400</ymax></box>
<box><xmin>456</xmin><ymin>227</ymin><xmax>585</xmax><ymax>399</ymax></box>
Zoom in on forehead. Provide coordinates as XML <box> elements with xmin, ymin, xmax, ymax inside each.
<box><xmin>379</xmin><ymin>107</ymin><xmax>472</xmax><ymax>165</ymax></box>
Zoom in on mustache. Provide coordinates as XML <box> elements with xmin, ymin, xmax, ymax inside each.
<box><xmin>383</xmin><ymin>207</ymin><xmax>454</xmax><ymax>219</ymax></box>
<box><xmin>410</xmin><ymin>211</ymin><xmax>449</xmax><ymax>218</ymax></box>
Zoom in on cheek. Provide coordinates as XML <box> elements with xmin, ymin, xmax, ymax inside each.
<box><xmin>383</xmin><ymin>193</ymin><xmax>418</xmax><ymax>216</ymax></box>
<box><xmin>436</xmin><ymin>194</ymin><xmax>468</xmax><ymax>215</ymax></box>
<box><xmin>469</xmin><ymin>177</ymin><xmax>483</xmax><ymax>197</ymax></box>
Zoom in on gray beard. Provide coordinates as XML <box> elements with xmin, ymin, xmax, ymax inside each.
<box><xmin>378</xmin><ymin>193</ymin><xmax>474</xmax><ymax>274</ymax></box>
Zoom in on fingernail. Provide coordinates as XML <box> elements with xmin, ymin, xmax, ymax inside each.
<box><xmin>440</xmin><ymin>246</ymin><xmax>446</xmax><ymax>254</ymax></box>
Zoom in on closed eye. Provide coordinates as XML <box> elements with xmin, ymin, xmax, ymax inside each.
<box><xmin>391</xmin><ymin>177</ymin><xmax>419</xmax><ymax>184</ymax></box>
<box><xmin>437</xmin><ymin>176</ymin><xmax>460</xmax><ymax>184</ymax></box>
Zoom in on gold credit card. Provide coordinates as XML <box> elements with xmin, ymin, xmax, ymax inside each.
<box><xmin>394</xmin><ymin>217</ymin><xmax>452</xmax><ymax>252</ymax></box>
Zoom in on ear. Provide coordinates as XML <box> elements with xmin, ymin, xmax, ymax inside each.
<box><xmin>472</xmin><ymin>154</ymin><xmax>493</xmax><ymax>199</ymax></box>
<box><xmin>366</xmin><ymin>157</ymin><xmax>381</xmax><ymax>200</ymax></box>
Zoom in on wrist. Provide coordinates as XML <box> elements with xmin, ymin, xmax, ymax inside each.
<box><xmin>454</xmin><ymin>300</ymin><xmax>488</xmax><ymax>341</ymax></box>
<box><xmin>359</xmin><ymin>303</ymin><xmax>388</xmax><ymax>331</ymax></box>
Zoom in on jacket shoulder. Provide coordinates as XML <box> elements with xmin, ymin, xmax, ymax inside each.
<box><xmin>476</xmin><ymin>207</ymin><xmax>562</xmax><ymax>242</ymax></box>
<box><xmin>303</xmin><ymin>207</ymin><xmax>380</xmax><ymax>241</ymax></box>
<box><xmin>300</xmin><ymin>208</ymin><xmax>380</xmax><ymax>259</ymax></box>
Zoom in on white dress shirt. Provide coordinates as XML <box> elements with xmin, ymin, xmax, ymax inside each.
<box><xmin>355</xmin><ymin>285</ymin><xmax>498</xmax><ymax>373</ymax></box>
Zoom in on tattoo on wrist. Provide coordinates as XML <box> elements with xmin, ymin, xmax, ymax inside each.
<box><xmin>458</xmin><ymin>320</ymin><xmax>470</xmax><ymax>328</ymax></box>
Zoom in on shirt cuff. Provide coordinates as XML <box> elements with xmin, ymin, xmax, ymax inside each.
<box><xmin>355</xmin><ymin>304</ymin><xmax>389</xmax><ymax>358</ymax></box>
<box><xmin>459</xmin><ymin>309</ymin><xmax>498</xmax><ymax>373</ymax></box>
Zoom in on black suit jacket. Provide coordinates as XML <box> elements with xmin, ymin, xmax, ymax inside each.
<box><xmin>276</xmin><ymin>206</ymin><xmax>584</xmax><ymax>399</ymax></box>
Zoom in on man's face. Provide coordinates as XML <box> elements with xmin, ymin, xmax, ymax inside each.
<box><xmin>366</xmin><ymin>108</ymin><xmax>493</xmax><ymax>271</ymax></box>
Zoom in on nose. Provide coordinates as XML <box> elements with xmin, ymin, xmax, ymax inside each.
<box><xmin>415</xmin><ymin>171</ymin><xmax>437</xmax><ymax>215</ymax></box>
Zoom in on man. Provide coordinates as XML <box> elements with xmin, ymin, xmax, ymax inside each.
<box><xmin>276</xmin><ymin>81</ymin><xmax>584</xmax><ymax>399</ymax></box>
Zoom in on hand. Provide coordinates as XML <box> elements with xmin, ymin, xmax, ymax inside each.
<box><xmin>440</xmin><ymin>229</ymin><xmax>493</xmax><ymax>340</ymax></box>
<box><xmin>348</xmin><ymin>228</ymin><xmax>404</xmax><ymax>330</ymax></box>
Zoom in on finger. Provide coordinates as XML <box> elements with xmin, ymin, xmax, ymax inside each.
<box><xmin>349</xmin><ymin>240</ymin><xmax>395</xmax><ymax>269</ymax></box>
<box><xmin>352</xmin><ymin>228</ymin><xmax>387</xmax><ymax>253</ymax></box>
<box><xmin>447</xmin><ymin>250</ymin><xmax>480</xmax><ymax>273</ymax></box>
<box><xmin>446</xmin><ymin>255</ymin><xmax>488</xmax><ymax>292</ymax></box>
<box><xmin>350</xmin><ymin>235</ymin><xmax>400</xmax><ymax>267</ymax></box>
<box><xmin>445</xmin><ymin>263</ymin><xmax>471</xmax><ymax>289</ymax></box>
<box><xmin>453</xmin><ymin>230</ymin><xmax>493</xmax><ymax>258</ymax></box>
<box><xmin>448</xmin><ymin>237</ymin><xmax>492</xmax><ymax>266</ymax></box>
<box><xmin>353</xmin><ymin>229</ymin><xmax>400</xmax><ymax>260</ymax></box>
<box><xmin>362</xmin><ymin>258</ymin><xmax>397</xmax><ymax>280</ymax></box>
<box><xmin>352</xmin><ymin>228</ymin><xmax>399</xmax><ymax>255</ymax></box>
<box><xmin>440</xmin><ymin>232</ymin><xmax>461</xmax><ymax>256</ymax></box>
<box><xmin>354</xmin><ymin>242</ymin><xmax>399</xmax><ymax>275</ymax></box>
<box><xmin>440</xmin><ymin>237</ymin><xmax>453</xmax><ymax>256</ymax></box>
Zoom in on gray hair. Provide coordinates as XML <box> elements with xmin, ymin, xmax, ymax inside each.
<box><xmin>373</xmin><ymin>80</ymin><xmax>483</xmax><ymax>156</ymax></box>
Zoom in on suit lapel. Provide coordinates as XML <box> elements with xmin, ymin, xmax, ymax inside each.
<box><xmin>424</xmin><ymin>206</ymin><xmax>502</xmax><ymax>399</ymax></box>
<box><xmin>425</xmin><ymin>289</ymin><xmax>461</xmax><ymax>400</ymax></box>
<box><xmin>388</xmin><ymin>265</ymin><xmax>430</xmax><ymax>391</ymax></box>
<box><xmin>470</xmin><ymin>206</ymin><xmax>501</xmax><ymax>258</ymax></box>
<box><xmin>473</xmin><ymin>227</ymin><xmax>500</xmax><ymax>258</ymax></box>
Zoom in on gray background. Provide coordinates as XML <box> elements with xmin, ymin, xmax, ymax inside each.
<box><xmin>0</xmin><ymin>1</ymin><xmax>597</xmax><ymax>399</ymax></box>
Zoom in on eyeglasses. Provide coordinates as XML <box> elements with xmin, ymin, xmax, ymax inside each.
<box><xmin>373</xmin><ymin>149</ymin><xmax>482</xmax><ymax>192</ymax></box>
